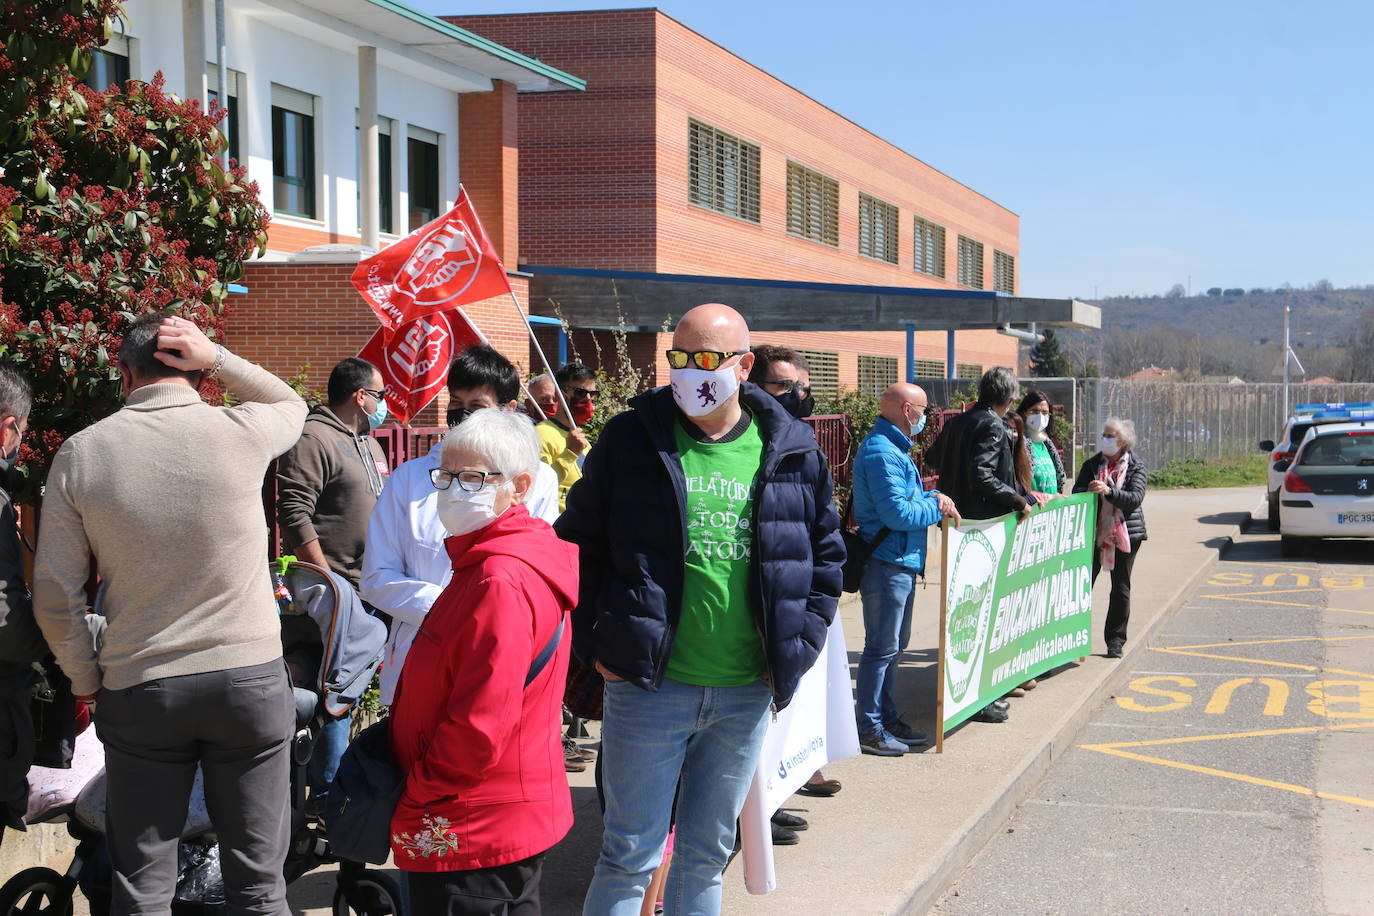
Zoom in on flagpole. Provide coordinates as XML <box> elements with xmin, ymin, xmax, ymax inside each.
<box><xmin>459</xmin><ymin>304</ymin><xmax>541</xmax><ymax>417</ymax></box>
<box><xmin>507</xmin><ymin>289</ymin><xmax>577</xmax><ymax>428</ymax></box>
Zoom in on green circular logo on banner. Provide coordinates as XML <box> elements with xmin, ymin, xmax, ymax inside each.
<box><xmin>945</xmin><ymin>528</ymin><xmax>997</xmax><ymax>704</ymax></box>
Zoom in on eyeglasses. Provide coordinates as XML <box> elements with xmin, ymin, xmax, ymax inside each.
<box><xmin>563</xmin><ymin>386</ymin><xmax>599</xmax><ymax>400</ymax></box>
<box><xmin>430</xmin><ymin>468</ymin><xmax>506</xmax><ymax>492</ymax></box>
<box><xmin>360</xmin><ymin>387</ymin><xmax>387</xmax><ymax>401</ymax></box>
<box><xmin>665</xmin><ymin>349</ymin><xmax>747</xmax><ymax>371</ymax></box>
<box><xmin>765</xmin><ymin>378</ymin><xmax>811</xmax><ymax>396</ymax></box>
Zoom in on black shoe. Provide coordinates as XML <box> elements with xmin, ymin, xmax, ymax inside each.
<box><xmin>991</xmin><ymin>699</ymin><xmax>1010</xmax><ymax>712</ymax></box>
<box><xmin>1106</xmin><ymin>642</ymin><xmax>1124</xmax><ymax>658</ymax></box>
<box><xmin>972</xmin><ymin>703</ymin><xmax>1009</xmax><ymax>723</ymax></box>
<box><xmin>770</xmin><ymin>810</ymin><xmax>808</xmax><ymax>831</ymax></box>
<box><xmin>885</xmin><ymin>718</ymin><xmax>930</xmax><ymax>747</ymax></box>
<box><xmin>771</xmin><ymin>821</ymin><xmax>799</xmax><ymax>845</ymax></box>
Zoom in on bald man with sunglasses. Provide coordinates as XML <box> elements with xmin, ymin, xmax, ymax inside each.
<box><xmin>557</xmin><ymin>304</ymin><xmax>844</xmax><ymax>916</ymax></box>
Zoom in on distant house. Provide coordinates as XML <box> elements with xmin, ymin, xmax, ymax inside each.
<box><xmin>1125</xmin><ymin>366</ymin><xmax>1176</xmax><ymax>381</ymax></box>
<box><xmin>1304</xmin><ymin>376</ymin><xmax>1340</xmax><ymax>384</ymax></box>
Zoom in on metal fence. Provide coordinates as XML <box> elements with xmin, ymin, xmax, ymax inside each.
<box><xmin>1071</xmin><ymin>379</ymin><xmax>1374</xmax><ymax>469</ymax></box>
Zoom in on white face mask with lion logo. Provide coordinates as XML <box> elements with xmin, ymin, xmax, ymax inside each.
<box><xmin>670</xmin><ymin>366</ymin><xmax>739</xmax><ymax>418</ymax></box>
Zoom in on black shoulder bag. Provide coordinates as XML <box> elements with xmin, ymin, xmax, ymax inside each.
<box><xmin>840</xmin><ymin>497</ymin><xmax>890</xmax><ymax>594</ymax></box>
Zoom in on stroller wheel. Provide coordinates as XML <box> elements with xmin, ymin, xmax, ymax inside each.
<box><xmin>0</xmin><ymin>867</ymin><xmax>74</xmax><ymax>916</ymax></box>
<box><xmin>331</xmin><ymin>871</ymin><xmax>402</xmax><ymax>916</ymax></box>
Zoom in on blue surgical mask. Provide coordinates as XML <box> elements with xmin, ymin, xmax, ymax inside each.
<box><xmin>910</xmin><ymin>413</ymin><xmax>927</xmax><ymax>438</ymax></box>
<box><xmin>366</xmin><ymin>398</ymin><xmax>388</xmax><ymax>431</ymax></box>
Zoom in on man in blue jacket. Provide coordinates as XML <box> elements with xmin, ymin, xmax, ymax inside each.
<box><xmin>852</xmin><ymin>383</ymin><xmax>960</xmax><ymax>756</ymax></box>
<box><xmin>558</xmin><ymin>303</ymin><xmax>844</xmax><ymax>916</ymax></box>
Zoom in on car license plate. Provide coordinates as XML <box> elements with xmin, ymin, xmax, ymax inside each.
<box><xmin>1337</xmin><ymin>512</ymin><xmax>1374</xmax><ymax>524</ymax></box>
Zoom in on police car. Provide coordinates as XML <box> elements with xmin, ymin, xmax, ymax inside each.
<box><xmin>1259</xmin><ymin>403</ymin><xmax>1374</xmax><ymax>530</ymax></box>
<box><xmin>1275</xmin><ymin>420</ymin><xmax>1374</xmax><ymax>557</ymax></box>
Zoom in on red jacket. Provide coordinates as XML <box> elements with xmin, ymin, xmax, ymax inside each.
<box><xmin>388</xmin><ymin>505</ymin><xmax>577</xmax><ymax>872</ymax></box>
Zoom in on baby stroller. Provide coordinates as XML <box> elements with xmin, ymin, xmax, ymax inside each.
<box><xmin>0</xmin><ymin>559</ymin><xmax>395</xmax><ymax>915</ymax></box>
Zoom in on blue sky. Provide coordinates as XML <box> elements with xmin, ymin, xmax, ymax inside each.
<box><xmin>412</xmin><ymin>0</ymin><xmax>1373</xmax><ymax>300</ymax></box>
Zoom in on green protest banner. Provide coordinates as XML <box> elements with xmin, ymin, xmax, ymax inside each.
<box><xmin>937</xmin><ymin>493</ymin><xmax>1098</xmax><ymax>744</ymax></box>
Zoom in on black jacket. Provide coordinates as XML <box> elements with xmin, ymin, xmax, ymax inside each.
<box><xmin>0</xmin><ymin>490</ymin><xmax>45</xmax><ymax>681</ymax></box>
<box><xmin>1073</xmin><ymin>452</ymin><xmax>1149</xmax><ymax>542</ymax></box>
<box><xmin>925</xmin><ymin>405</ymin><xmax>1027</xmax><ymax>520</ymax></box>
<box><xmin>555</xmin><ymin>383</ymin><xmax>845</xmax><ymax>709</ymax></box>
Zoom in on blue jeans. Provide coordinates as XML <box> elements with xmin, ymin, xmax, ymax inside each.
<box><xmin>583</xmin><ymin>676</ymin><xmax>772</xmax><ymax>916</ymax></box>
<box><xmin>855</xmin><ymin>557</ymin><xmax>917</xmax><ymax>735</ymax></box>
<box><xmin>308</xmin><ymin>714</ymin><xmax>350</xmax><ymax>801</ymax></box>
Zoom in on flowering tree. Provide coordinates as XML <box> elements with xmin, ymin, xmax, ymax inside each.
<box><xmin>0</xmin><ymin>0</ymin><xmax>270</xmax><ymax>492</ymax></box>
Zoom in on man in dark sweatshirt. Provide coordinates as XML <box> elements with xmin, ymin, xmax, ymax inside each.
<box><xmin>275</xmin><ymin>356</ymin><xmax>390</xmax><ymax>808</ymax></box>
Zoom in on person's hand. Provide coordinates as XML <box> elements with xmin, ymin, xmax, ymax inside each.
<box><xmin>1017</xmin><ymin>502</ymin><xmax>1034</xmax><ymax>523</ymax></box>
<box><xmin>935</xmin><ymin>492</ymin><xmax>958</xmax><ymax>518</ymax></box>
<box><xmin>567</xmin><ymin>429</ymin><xmax>589</xmax><ymax>455</ymax></box>
<box><xmin>1087</xmin><ymin>480</ymin><xmax>1109</xmax><ymax>495</ymax></box>
<box><xmin>154</xmin><ymin>316</ymin><xmax>218</xmax><ymax>372</ymax></box>
<box><xmin>595</xmin><ymin>662</ymin><xmax>622</xmax><ymax>682</ymax></box>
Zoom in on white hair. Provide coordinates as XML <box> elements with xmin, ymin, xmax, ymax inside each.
<box><xmin>441</xmin><ymin>408</ymin><xmax>541</xmax><ymax>485</ymax></box>
<box><xmin>529</xmin><ymin>373</ymin><xmax>553</xmax><ymax>387</ymax></box>
<box><xmin>1104</xmin><ymin>417</ymin><xmax>1137</xmax><ymax>451</ymax></box>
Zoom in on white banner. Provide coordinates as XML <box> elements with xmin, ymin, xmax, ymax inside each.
<box><xmin>739</xmin><ymin>614</ymin><xmax>860</xmax><ymax>894</ymax></box>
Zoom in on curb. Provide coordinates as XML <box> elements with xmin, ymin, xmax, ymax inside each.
<box><xmin>898</xmin><ymin>502</ymin><xmax>1263</xmax><ymax>915</ymax></box>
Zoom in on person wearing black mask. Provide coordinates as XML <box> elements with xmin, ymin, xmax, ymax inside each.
<box><xmin>748</xmin><ymin>345</ymin><xmax>814</xmax><ymax>419</ymax></box>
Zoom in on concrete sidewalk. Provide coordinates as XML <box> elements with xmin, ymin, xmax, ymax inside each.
<box><xmin>539</xmin><ymin>484</ymin><xmax>1263</xmax><ymax>916</ymax></box>
<box><xmin>32</xmin><ymin>485</ymin><xmax>1262</xmax><ymax>915</ymax></box>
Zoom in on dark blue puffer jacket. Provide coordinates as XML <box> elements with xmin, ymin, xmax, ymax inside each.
<box><xmin>554</xmin><ymin>383</ymin><xmax>845</xmax><ymax>709</ymax></box>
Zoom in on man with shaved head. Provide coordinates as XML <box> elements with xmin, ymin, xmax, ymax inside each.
<box><xmin>558</xmin><ymin>303</ymin><xmax>844</xmax><ymax>915</ymax></box>
<box><xmin>851</xmin><ymin>383</ymin><xmax>960</xmax><ymax>755</ymax></box>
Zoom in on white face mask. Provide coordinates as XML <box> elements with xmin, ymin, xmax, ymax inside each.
<box><xmin>436</xmin><ymin>482</ymin><xmax>508</xmax><ymax>536</ymax></box>
<box><xmin>1026</xmin><ymin>413</ymin><xmax>1049</xmax><ymax>433</ymax></box>
<box><xmin>1099</xmin><ymin>436</ymin><xmax>1120</xmax><ymax>457</ymax></box>
<box><xmin>669</xmin><ymin>366</ymin><xmax>739</xmax><ymax>418</ymax></box>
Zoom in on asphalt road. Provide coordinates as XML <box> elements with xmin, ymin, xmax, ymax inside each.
<box><xmin>933</xmin><ymin>526</ymin><xmax>1374</xmax><ymax>916</ymax></box>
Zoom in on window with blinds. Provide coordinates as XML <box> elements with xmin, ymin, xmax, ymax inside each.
<box><xmin>913</xmin><ymin>216</ymin><xmax>946</xmax><ymax>279</ymax></box>
<box><xmin>912</xmin><ymin>358</ymin><xmax>945</xmax><ymax>378</ymax></box>
<box><xmin>857</xmin><ymin>355</ymin><xmax>898</xmax><ymax>395</ymax></box>
<box><xmin>957</xmin><ymin>236</ymin><xmax>985</xmax><ymax>289</ymax></box>
<box><xmin>956</xmin><ymin>362</ymin><xmax>983</xmax><ymax>378</ymax></box>
<box><xmin>858</xmin><ymin>193</ymin><xmax>899</xmax><ymax>264</ymax></box>
<box><xmin>993</xmin><ymin>250</ymin><xmax>1016</xmax><ymax>294</ymax></box>
<box><xmin>786</xmin><ymin>161</ymin><xmax>839</xmax><ymax>246</ymax></box>
<box><xmin>688</xmin><ymin>119</ymin><xmax>761</xmax><ymax>223</ymax></box>
<box><xmin>795</xmin><ymin>349</ymin><xmax>839</xmax><ymax>399</ymax></box>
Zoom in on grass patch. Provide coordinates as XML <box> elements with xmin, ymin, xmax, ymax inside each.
<box><xmin>1147</xmin><ymin>453</ymin><xmax>1269</xmax><ymax>489</ymax></box>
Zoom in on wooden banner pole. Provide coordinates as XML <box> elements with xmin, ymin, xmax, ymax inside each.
<box><xmin>936</xmin><ymin>516</ymin><xmax>950</xmax><ymax>753</ymax></box>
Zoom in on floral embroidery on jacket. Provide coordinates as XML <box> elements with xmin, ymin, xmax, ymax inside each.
<box><xmin>393</xmin><ymin>814</ymin><xmax>461</xmax><ymax>859</ymax></box>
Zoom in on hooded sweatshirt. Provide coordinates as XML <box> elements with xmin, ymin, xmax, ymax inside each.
<box><xmin>388</xmin><ymin>504</ymin><xmax>577</xmax><ymax>872</ymax></box>
<box><xmin>276</xmin><ymin>405</ymin><xmax>389</xmax><ymax>589</ymax></box>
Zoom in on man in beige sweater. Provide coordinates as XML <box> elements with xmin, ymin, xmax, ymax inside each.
<box><xmin>34</xmin><ymin>313</ymin><xmax>306</xmax><ymax>914</ymax></box>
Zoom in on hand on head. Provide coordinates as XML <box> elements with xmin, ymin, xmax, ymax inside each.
<box><xmin>153</xmin><ymin>317</ymin><xmax>217</xmax><ymax>373</ymax></box>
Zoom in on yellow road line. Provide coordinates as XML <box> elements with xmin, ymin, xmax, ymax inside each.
<box><xmin>1151</xmin><ymin>647</ymin><xmax>1374</xmax><ymax>680</ymax></box>
<box><xmin>1080</xmin><ymin>721</ymin><xmax>1374</xmax><ymax>751</ymax></box>
<box><xmin>1202</xmin><ymin>587</ymin><xmax>1321</xmax><ymax>598</ymax></box>
<box><xmin>1167</xmin><ymin>635</ymin><xmax>1374</xmax><ymax>651</ymax></box>
<box><xmin>1217</xmin><ymin>562</ymin><xmax>1319</xmax><ymax>572</ymax></box>
<box><xmin>1198</xmin><ymin>594</ymin><xmax>1374</xmax><ymax>618</ymax></box>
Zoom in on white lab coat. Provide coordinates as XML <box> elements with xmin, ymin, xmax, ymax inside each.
<box><xmin>360</xmin><ymin>441</ymin><xmax>560</xmax><ymax>704</ymax></box>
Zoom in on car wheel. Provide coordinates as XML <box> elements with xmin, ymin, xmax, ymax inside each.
<box><xmin>1280</xmin><ymin>536</ymin><xmax>1304</xmax><ymax>558</ymax></box>
<box><xmin>1267</xmin><ymin>497</ymin><xmax>1280</xmax><ymax>532</ymax></box>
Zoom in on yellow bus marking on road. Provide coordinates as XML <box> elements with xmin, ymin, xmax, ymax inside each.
<box><xmin>1204</xmin><ymin>678</ymin><xmax>1288</xmax><ymax>716</ymax></box>
<box><xmin>1152</xmin><ymin>647</ymin><xmax>1374</xmax><ymax>680</ymax></box>
<box><xmin>1114</xmin><ymin>676</ymin><xmax>1195</xmax><ymax>712</ymax></box>
<box><xmin>1196</xmin><ymin>593</ymin><xmax>1374</xmax><ymax>617</ymax></box>
<box><xmin>1168</xmin><ymin>635</ymin><xmax>1374</xmax><ymax>651</ymax></box>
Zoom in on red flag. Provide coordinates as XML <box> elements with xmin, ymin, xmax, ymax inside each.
<box><xmin>352</xmin><ymin>185</ymin><xmax>512</xmax><ymax>332</ymax></box>
<box><xmin>359</xmin><ymin>308</ymin><xmax>482</xmax><ymax>425</ymax></box>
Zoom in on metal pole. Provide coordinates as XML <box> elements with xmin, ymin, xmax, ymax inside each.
<box><xmin>946</xmin><ymin>330</ymin><xmax>956</xmax><ymax>380</ymax></box>
<box><xmin>215</xmin><ymin>0</ymin><xmax>227</xmax><ymax>169</ymax></box>
<box><xmin>1282</xmin><ymin>304</ymin><xmax>1291</xmax><ymax>424</ymax></box>
<box><xmin>906</xmin><ymin>325</ymin><xmax>915</xmax><ymax>383</ymax></box>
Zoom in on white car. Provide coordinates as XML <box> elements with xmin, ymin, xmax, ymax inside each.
<box><xmin>1276</xmin><ymin>420</ymin><xmax>1374</xmax><ymax>557</ymax></box>
<box><xmin>1260</xmin><ymin>402</ymin><xmax>1374</xmax><ymax>530</ymax></box>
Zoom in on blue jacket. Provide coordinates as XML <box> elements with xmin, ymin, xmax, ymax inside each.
<box><xmin>853</xmin><ymin>417</ymin><xmax>944</xmax><ymax>572</ymax></box>
<box><xmin>554</xmin><ymin>382</ymin><xmax>845</xmax><ymax>710</ymax></box>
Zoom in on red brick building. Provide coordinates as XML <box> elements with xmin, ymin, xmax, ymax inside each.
<box><xmin>446</xmin><ymin>8</ymin><xmax>1022</xmax><ymax>396</ymax></box>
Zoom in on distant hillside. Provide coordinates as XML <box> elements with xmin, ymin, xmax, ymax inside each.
<box><xmin>1089</xmin><ymin>284</ymin><xmax>1372</xmax><ymax>347</ymax></box>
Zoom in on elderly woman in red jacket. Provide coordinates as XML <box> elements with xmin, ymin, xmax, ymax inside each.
<box><xmin>388</xmin><ymin>407</ymin><xmax>578</xmax><ymax>914</ymax></box>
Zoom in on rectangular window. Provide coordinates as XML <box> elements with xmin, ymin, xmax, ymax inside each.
<box><xmin>913</xmin><ymin>216</ymin><xmax>946</xmax><ymax>279</ymax></box>
<box><xmin>794</xmin><ymin>349</ymin><xmax>839</xmax><ymax>400</ymax></box>
<box><xmin>206</xmin><ymin>64</ymin><xmax>241</xmax><ymax>166</ymax></box>
<box><xmin>356</xmin><ymin>117</ymin><xmax>394</xmax><ymax>234</ymax></box>
<box><xmin>957</xmin><ymin>235</ymin><xmax>985</xmax><ymax>289</ymax></box>
<box><xmin>912</xmin><ymin>358</ymin><xmax>945</xmax><ymax>378</ymax></box>
<box><xmin>785</xmin><ymin>161</ymin><xmax>839</xmax><ymax>247</ymax></box>
<box><xmin>271</xmin><ymin>85</ymin><xmax>316</xmax><ymax>219</ymax></box>
<box><xmin>993</xmin><ymin>249</ymin><xmax>1015</xmax><ymax>294</ymax></box>
<box><xmin>85</xmin><ymin>48</ymin><xmax>129</xmax><ymax>91</ymax></box>
<box><xmin>407</xmin><ymin>128</ymin><xmax>440</xmax><ymax>230</ymax></box>
<box><xmin>858</xmin><ymin>355</ymin><xmax>898</xmax><ymax>396</ymax></box>
<box><xmin>688</xmin><ymin>119</ymin><xmax>761</xmax><ymax>223</ymax></box>
<box><xmin>858</xmin><ymin>193</ymin><xmax>899</xmax><ymax>264</ymax></box>
<box><xmin>956</xmin><ymin>362</ymin><xmax>982</xmax><ymax>378</ymax></box>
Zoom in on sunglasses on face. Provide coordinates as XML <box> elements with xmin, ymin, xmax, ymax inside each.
<box><xmin>665</xmin><ymin>349</ymin><xmax>747</xmax><ymax>371</ymax></box>
<box><xmin>563</xmin><ymin>386</ymin><xmax>599</xmax><ymax>400</ymax></box>
<box><xmin>360</xmin><ymin>387</ymin><xmax>387</xmax><ymax>401</ymax></box>
<box><xmin>765</xmin><ymin>378</ymin><xmax>811</xmax><ymax>396</ymax></box>
<box><xmin>430</xmin><ymin>468</ymin><xmax>506</xmax><ymax>493</ymax></box>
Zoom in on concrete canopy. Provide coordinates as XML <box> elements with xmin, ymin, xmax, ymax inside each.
<box><xmin>524</xmin><ymin>266</ymin><xmax>1100</xmax><ymax>333</ymax></box>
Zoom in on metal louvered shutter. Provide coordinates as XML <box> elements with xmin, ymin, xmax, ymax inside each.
<box><xmin>795</xmin><ymin>348</ymin><xmax>839</xmax><ymax>399</ymax></box>
<box><xmin>914</xmin><ymin>216</ymin><xmax>947</xmax><ymax>279</ymax></box>
<box><xmin>688</xmin><ymin>119</ymin><xmax>761</xmax><ymax>223</ymax></box>
<box><xmin>858</xmin><ymin>193</ymin><xmax>899</xmax><ymax>264</ymax></box>
<box><xmin>957</xmin><ymin>236</ymin><xmax>985</xmax><ymax>289</ymax></box>
<box><xmin>993</xmin><ymin>250</ymin><xmax>1015</xmax><ymax>294</ymax></box>
<box><xmin>786</xmin><ymin>161</ymin><xmax>839</xmax><ymax>247</ymax></box>
<box><xmin>858</xmin><ymin>355</ymin><xmax>898</xmax><ymax>395</ymax></box>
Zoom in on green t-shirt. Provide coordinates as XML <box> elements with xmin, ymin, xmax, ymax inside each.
<box><xmin>667</xmin><ymin>413</ymin><xmax>768</xmax><ymax>686</ymax></box>
<box><xmin>1029</xmin><ymin>438</ymin><xmax>1058</xmax><ymax>494</ymax></box>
